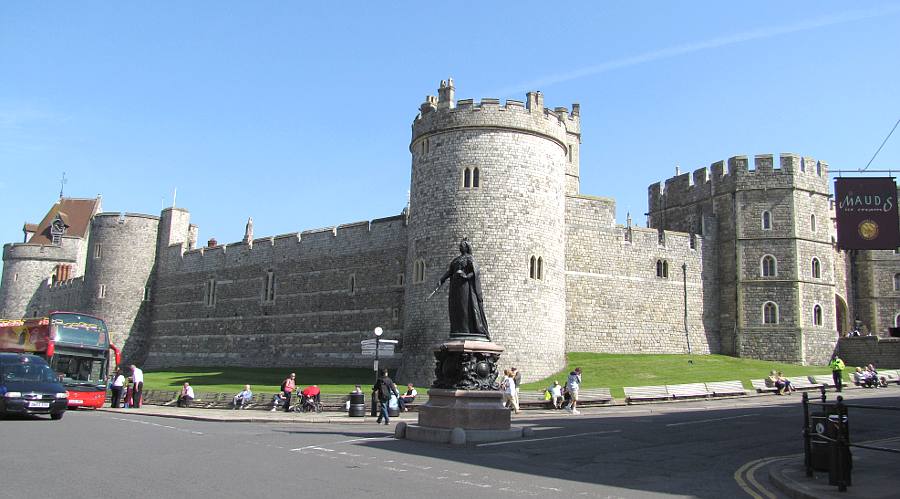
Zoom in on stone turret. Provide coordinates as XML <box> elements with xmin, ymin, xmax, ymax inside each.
<box><xmin>402</xmin><ymin>81</ymin><xmax>580</xmax><ymax>384</ymax></box>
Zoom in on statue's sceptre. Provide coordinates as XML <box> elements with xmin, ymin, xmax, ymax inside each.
<box><xmin>425</xmin><ymin>281</ymin><xmax>444</xmax><ymax>301</ymax></box>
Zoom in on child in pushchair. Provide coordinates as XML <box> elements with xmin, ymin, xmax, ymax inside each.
<box><xmin>294</xmin><ymin>385</ymin><xmax>322</xmax><ymax>413</ymax></box>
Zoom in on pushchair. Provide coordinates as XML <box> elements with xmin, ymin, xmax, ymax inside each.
<box><xmin>293</xmin><ymin>393</ymin><xmax>322</xmax><ymax>413</ymax></box>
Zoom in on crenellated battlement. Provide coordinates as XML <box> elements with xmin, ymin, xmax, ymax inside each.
<box><xmin>648</xmin><ymin>153</ymin><xmax>830</xmax><ymax>211</ymax></box>
<box><xmin>412</xmin><ymin>79</ymin><xmax>579</xmax><ymax>151</ymax></box>
<box><xmin>168</xmin><ymin>215</ymin><xmax>407</xmax><ymax>273</ymax></box>
<box><xmin>3</xmin><ymin>240</ymin><xmax>78</xmax><ymax>262</ymax></box>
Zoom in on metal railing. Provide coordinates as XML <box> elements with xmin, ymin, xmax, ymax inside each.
<box><xmin>802</xmin><ymin>389</ymin><xmax>900</xmax><ymax>492</ymax></box>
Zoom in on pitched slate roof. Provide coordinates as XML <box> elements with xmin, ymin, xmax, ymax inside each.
<box><xmin>27</xmin><ymin>197</ymin><xmax>102</xmax><ymax>245</ymax></box>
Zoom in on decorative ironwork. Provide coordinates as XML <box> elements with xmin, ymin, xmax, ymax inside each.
<box><xmin>432</xmin><ymin>345</ymin><xmax>500</xmax><ymax>390</ymax></box>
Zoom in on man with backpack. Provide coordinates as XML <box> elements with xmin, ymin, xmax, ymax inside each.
<box><xmin>372</xmin><ymin>369</ymin><xmax>399</xmax><ymax>425</ymax></box>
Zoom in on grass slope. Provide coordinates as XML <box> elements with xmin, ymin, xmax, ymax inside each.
<box><xmin>142</xmin><ymin>354</ymin><xmax>833</xmax><ymax>399</ymax></box>
<box><xmin>520</xmin><ymin>353</ymin><xmax>832</xmax><ymax>398</ymax></box>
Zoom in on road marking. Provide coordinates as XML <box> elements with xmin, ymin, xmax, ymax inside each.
<box><xmin>665</xmin><ymin>413</ymin><xmax>758</xmax><ymax>427</ymax></box>
<box><xmin>475</xmin><ymin>430</ymin><xmax>621</xmax><ymax>447</ymax></box>
<box><xmin>734</xmin><ymin>456</ymin><xmax>787</xmax><ymax>499</ymax></box>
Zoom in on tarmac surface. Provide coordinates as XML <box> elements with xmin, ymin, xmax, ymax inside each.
<box><xmin>93</xmin><ymin>386</ymin><xmax>900</xmax><ymax>498</ymax></box>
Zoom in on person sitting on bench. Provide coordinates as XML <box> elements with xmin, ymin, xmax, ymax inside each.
<box><xmin>233</xmin><ymin>384</ymin><xmax>253</xmax><ymax>409</ymax></box>
<box><xmin>177</xmin><ymin>382</ymin><xmax>195</xmax><ymax>407</ymax></box>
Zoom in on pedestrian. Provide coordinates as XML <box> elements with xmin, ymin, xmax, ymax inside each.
<box><xmin>177</xmin><ymin>382</ymin><xmax>195</xmax><ymax>407</ymax></box>
<box><xmin>501</xmin><ymin>369</ymin><xmax>519</xmax><ymax>413</ymax></box>
<box><xmin>830</xmin><ymin>355</ymin><xmax>845</xmax><ymax>392</ymax></box>
<box><xmin>511</xmin><ymin>367</ymin><xmax>522</xmax><ymax>412</ymax></box>
<box><xmin>566</xmin><ymin>367</ymin><xmax>582</xmax><ymax>415</ymax></box>
<box><xmin>281</xmin><ymin>373</ymin><xmax>296</xmax><ymax>412</ymax></box>
<box><xmin>130</xmin><ymin>364</ymin><xmax>144</xmax><ymax>408</ymax></box>
<box><xmin>372</xmin><ymin>369</ymin><xmax>399</xmax><ymax>425</ymax></box>
<box><xmin>548</xmin><ymin>380</ymin><xmax>563</xmax><ymax>409</ymax></box>
<box><xmin>110</xmin><ymin>368</ymin><xmax>125</xmax><ymax>408</ymax></box>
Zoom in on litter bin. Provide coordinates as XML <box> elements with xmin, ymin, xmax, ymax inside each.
<box><xmin>810</xmin><ymin>412</ymin><xmax>851</xmax><ymax>478</ymax></box>
<box><xmin>348</xmin><ymin>393</ymin><xmax>366</xmax><ymax>417</ymax></box>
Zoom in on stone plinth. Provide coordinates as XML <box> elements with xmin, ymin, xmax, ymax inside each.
<box><xmin>417</xmin><ymin>388</ymin><xmax>510</xmax><ymax>430</ymax></box>
<box><xmin>432</xmin><ymin>340</ymin><xmax>504</xmax><ymax>391</ymax></box>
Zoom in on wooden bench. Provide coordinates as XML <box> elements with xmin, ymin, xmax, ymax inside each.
<box><xmin>577</xmin><ymin>388</ymin><xmax>614</xmax><ymax>406</ymax></box>
<box><xmin>704</xmin><ymin>380</ymin><xmax>747</xmax><ymax>397</ymax></box>
<box><xmin>809</xmin><ymin>375</ymin><xmax>844</xmax><ymax>389</ymax></box>
<box><xmin>624</xmin><ymin>385</ymin><xmax>670</xmax><ymax>403</ymax></box>
<box><xmin>666</xmin><ymin>383</ymin><xmax>710</xmax><ymax>400</ymax></box>
<box><xmin>751</xmin><ymin>379</ymin><xmax>778</xmax><ymax>394</ymax></box>
<box><xmin>879</xmin><ymin>369</ymin><xmax>900</xmax><ymax>384</ymax></box>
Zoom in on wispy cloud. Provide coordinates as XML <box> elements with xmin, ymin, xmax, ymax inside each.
<box><xmin>491</xmin><ymin>5</ymin><xmax>900</xmax><ymax>97</ymax></box>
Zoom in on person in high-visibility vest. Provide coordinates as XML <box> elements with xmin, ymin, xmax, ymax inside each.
<box><xmin>830</xmin><ymin>356</ymin><xmax>846</xmax><ymax>392</ymax></box>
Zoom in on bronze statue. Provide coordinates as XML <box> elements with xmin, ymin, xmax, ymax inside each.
<box><xmin>439</xmin><ymin>240</ymin><xmax>490</xmax><ymax>341</ymax></box>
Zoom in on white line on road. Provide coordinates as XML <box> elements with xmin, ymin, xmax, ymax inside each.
<box><xmin>475</xmin><ymin>430</ymin><xmax>621</xmax><ymax>447</ymax></box>
<box><xmin>665</xmin><ymin>413</ymin><xmax>758</xmax><ymax>427</ymax></box>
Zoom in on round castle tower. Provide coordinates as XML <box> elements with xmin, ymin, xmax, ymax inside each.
<box><xmin>401</xmin><ymin>79</ymin><xmax>579</xmax><ymax>384</ymax></box>
<box><xmin>82</xmin><ymin>213</ymin><xmax>160</xmax><ymax>363</ymax></box>
<box><xmin>0</xmin><ymin>243</ymin><xmax>74</xmax><ymax>318</ymax></box>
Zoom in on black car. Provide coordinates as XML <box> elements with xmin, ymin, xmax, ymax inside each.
<box><xmin>0</xmin><ymin>353</ymin><xmax>68</xmax><ymax>420</ymax></box>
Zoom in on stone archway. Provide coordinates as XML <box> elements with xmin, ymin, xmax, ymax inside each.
<box><xmin>835</xmin><ymin>294</ymin><xmax>849</xmax><ymax>336</ymax></box>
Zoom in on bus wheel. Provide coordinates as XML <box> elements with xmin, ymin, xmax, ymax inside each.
<box><xmin>50</xmin><ymin>412</ymin><xmax>64</xmax><ymax>421</ymax></box>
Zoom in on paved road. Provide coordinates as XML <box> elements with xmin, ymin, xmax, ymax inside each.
<box><xmin>2</xmin><ymin>390</ymin><xmax>898</xmax><ymax>498</ymax></box>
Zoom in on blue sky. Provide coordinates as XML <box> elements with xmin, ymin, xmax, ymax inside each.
<box><xmin>2</xmin><ymin>2</ymin><xmax>899</xmax><ymax>256</ymax></box>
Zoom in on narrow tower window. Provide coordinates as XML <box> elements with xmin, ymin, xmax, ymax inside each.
<box><xmin>472</xmin><ymin>167</ymin><xmax>480</xmax><ymax>188</ymax></box>
<box><xmin>761</xmin><ymin>211</ymin><xmax>772</xmax><ymax>230</ymax></box>
<box><xmin>463</xmin><ymin>168</ymin><xmax>471</xmax><ymax>188</ymax></box>
<box><xmin>894</xmin><ymin>273</ymin><xmax>900</xmax><ymax>291</ymax></box>
<box><xmin>143</xmin><ymin>286</ymin><xmax>151</xmax><ymax>302</ymax></box>
<box><xmin>811</xmin><ymin>258</ymin><xmax>821</xmax><ymax>278</ymax></box>
<box><xmin>205</xmin><ymin>279</ymin><xmax>217</xmax><ymax>307</ymax></box>
<box><xmin>414</xmin><ymin>259</ymin><xmax>425</xmax><ymax>284</ymax></box>
<box><xmin>98</xmin><ymin>284</ymin><xmax>107</xmax><ymax>299</ymax></box>
<box><xmin>656</xmin><ymin>259</ymin><xmax>669</xmax><ymax>278</ymax></box>
<box><xmin>529</xmin><ymin>256</ymin><xmax>536</xmax><ymax>279</ymax></box>
<box><xmin>761</xmin><ymin>255</ymin><xmax>777</xmax><ymax>277</ymax></box>
<box><xmin>763</xmin><ymin>302</ymin><xmax>779</xmax><ymax>324</ymax></box>
<box><xmin>94</xmin><ymin>243</ymin><xmax>102</xmax><ymax>259</ymax></box>
<box><xmin>537</xmin><ymin>256</ymin><xmax>543</xmax><ymax>280</ymax></box>
<box><xmin>813</xmin><ymin>305</ymin><xmax>823</xmax><ymax>326</ymax></box>
<box><xmin>810</xmin><ymin>214</ymin><xmax>817</xmax><ymax>232</ymax></box>
<box><xmin>348</xmin><ymin>274</ymin><xmax>356</xmax><ymax>295</ymax></box>
<box><xmin>263</xmin><ymin>271</ymin><xmax>276</xmax><ymax>302</ymax></box>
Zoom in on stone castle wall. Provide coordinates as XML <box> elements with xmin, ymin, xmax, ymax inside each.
<box><xmin>565</xmin><ymin>194</ymin><xmax>719</xmax><ymax>355</ymax></box>
<box><xmin>837</xmin><ymin>336</ymin><xmax>900</xmax><ymax>369</ymax></box>
<box><xmin>145</xmin><ymin>215</ymin><xmax>407</xmax><ymax>369</ymax></box>
<box><xmin>0</xmin><ymin>237</ymin><xmax>82</xmax><ymax>318</ymax></box>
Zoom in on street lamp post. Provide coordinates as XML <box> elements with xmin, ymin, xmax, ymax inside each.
<box><xmin>371</xmin><ymin>326</ymin><xmax>383</xmax><ymax>416</ymax></box>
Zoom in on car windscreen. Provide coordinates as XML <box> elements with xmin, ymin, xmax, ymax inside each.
<box><xmin>0</xmin><ymin>363</ymin><xmax>59</xmax><ymax>383</ymax></box>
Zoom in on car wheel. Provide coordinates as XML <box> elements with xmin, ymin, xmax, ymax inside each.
<box><xmin>50</xmin><ymin>412</ymin><xmax>64</xmax><ymax>421</ymax></box>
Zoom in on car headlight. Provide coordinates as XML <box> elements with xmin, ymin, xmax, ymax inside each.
<box><xmin>4</xmin><ymin>392</ymin><xmax>22</xmax><ymax>398</ymax></box>
<box><xmin>56</xmin><ymin>393</ymin><xmax>69</xmax><ymax>398</ymax></box>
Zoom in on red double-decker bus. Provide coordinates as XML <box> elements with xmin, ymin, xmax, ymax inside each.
<box><xmin>0</xmin><ymin>312</ymin><xmax>120</xmax><ymax>408</ymax></box>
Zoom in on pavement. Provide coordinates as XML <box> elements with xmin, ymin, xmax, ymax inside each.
<box><xmin>96</xmin><ymin>386</ymin><xmax>900</xmax><ymax>498</ymax></box>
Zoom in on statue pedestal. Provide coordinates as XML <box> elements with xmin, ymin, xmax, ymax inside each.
<box><xmin>399</xmin><ymin>340</ymin><xmax>528</xmax><ymax>445</ymax></box>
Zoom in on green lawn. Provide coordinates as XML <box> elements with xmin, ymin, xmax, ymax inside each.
<box><xmin>520</xmin><ymin>353</ymin><xmax>833</xmax><ymax>399</ymax></box>
<box><xmin>143</xmin><ymin>367</ymin><xmax>382</xmax><ymax>395</ymax></box>
<box><xmin>142</xmin><ymin>354</ymin><xmax>833</xmax><ymax>399</ymax></box>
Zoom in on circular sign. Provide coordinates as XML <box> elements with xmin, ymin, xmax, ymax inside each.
<box><xmin>858</xmin><ymin>220</ymin><xmax>879</xmax><ymax>240</ymax></box>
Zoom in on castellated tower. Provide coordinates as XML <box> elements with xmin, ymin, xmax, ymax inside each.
<box><xmin>401</xmin><ymin>79</ymin><xmax>580</xmax><ymax>384</ymax></box>
<box><xmin>648</xmin><ymin>153</ymin><xmax>837</xmax><ymax>364</ymax></box>
<box><xmin>82</xmin><ymin>213</ymin><xmax>160</xmax><ymax>364</ymax></box>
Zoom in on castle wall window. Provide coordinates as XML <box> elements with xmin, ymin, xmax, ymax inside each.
<box><xmin>472</xmin><ymin>167</ymin><xmax>480</xmax><ymax>188</ymax></box>
<box><xmin>94</xmin><ymin>243</ymin><xmax>102</xmax><ymax>259</ymax></box>
<box><xmin>813</xmin><ymin>304</ymin><xmax>823</xmax><ymax>326</ymax></box>
<box><xmin>348</xmin><ymin>274</ymin><xmax>356</xmax><ymax>295</ymax></box>
<box><xmin>143</xmin><ymin>286</ymin><xmax>151</xmax><ymax>302</ymax></box>
<box><xmin>894</xmin><ymin>273</ymin><xmax>900</xmax><ymax>291</ymax></box>
<box><xmin>763</xmin><ymin>302</ymin><xmax>779</xmax><ymax>324</ymax></box>
<box><xmin>205</xmin><ymin>279</ymin><xmax>217</xmax><ymax>307</ymax></box>
<box><xmin>529</xmin><ymin>256</ymin><xmax>544</xmax><ymax>280</ymax></box>
<box><xmin>810</xmin><ymin>214</ymin><xmax>816</xmax><ymax>232</ymax></box>
<box><xmin>812</xmin><ymin>258</ymin><xmax>821</xmax><ymax>279</ymax></box>
<box><xmin>761</xmin><ymin>211</ymin><xmax>772</xmax><ymax>230</ymax></box>
<box><xmin>761</xmin><ymin>255</ymin><xmax>777</xmax><ymax>277</ymax></box>
<box><xmin>263</xmin><ymin>271</ymin><xmax>276</xmax><ymax>302</ymax></box>
<box><xmin>392</xmin><ymin>308</ymin><xmax>400</xmax><ymax>323</ymax></box>
<box><xmin>464</xmin><ymin>168</ymin><xmax>471</xmax><ymax>188</ymax></box>
<box><xmin>568</xmin><ymin>144</ymin><xmax>573</xmax><ymax>163</ymax></box>
<box><xmin>414</xmin><ymin>259</ymin><xmax>425</xmax><ymax>284</ymax></box>
<box><xmin>656</xmin><ymin>259</ymin><xmax>669</xmax><ymax>278</ymax></box>
<box><xmin>816</xmin><ymin>161</ymin><xmax>822</xmax><ymax>176</ymax></box>
<box><xmin>98</xmin><ymin>284</ymin><xmax>106</xmax><ymax>299</ymax></box>
<box><xmin>397</xmin><ymin>273</ymin><xmax>404</xmax><ymax>286</ymax></box>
